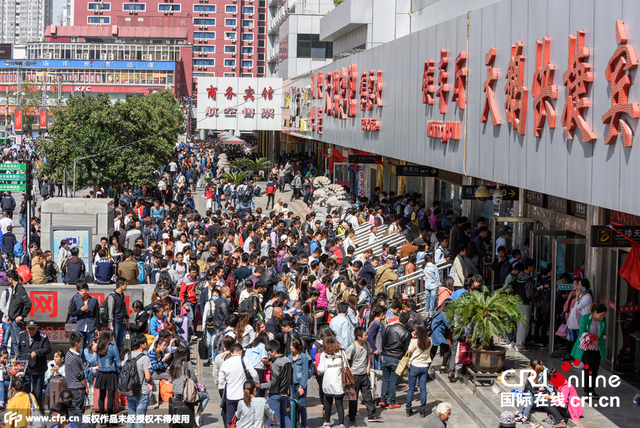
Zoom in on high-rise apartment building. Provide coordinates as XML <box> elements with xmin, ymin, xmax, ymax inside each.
<box><xmin>1</xmin><ymin>0</ymin><xmax>53</xmax><ymax>45</ymax></box>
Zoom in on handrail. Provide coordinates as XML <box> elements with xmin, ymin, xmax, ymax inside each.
<box><xmin>354</xmin><ymin>234</ymin><xmax>404</xmax><ymax>256</ymax></box>
<box><xmin>383</xmin><ymin>262</ymin><xmax>452</xmax><ymax>299</ymax></box>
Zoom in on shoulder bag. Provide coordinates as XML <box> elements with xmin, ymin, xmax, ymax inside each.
<box><xmin>182</xmin><ymin>364</ymin><xmax>199</xmax><ymax>403</ymax></box>
<box><xmin>395</xmin><ymin>348</ymin><xmax>426</xmax><ymax>376</ymax></box>
<box><xmin>340</xmin><ymin>351</ymin><xmax>355</xmax><ymax>390</ymax></box>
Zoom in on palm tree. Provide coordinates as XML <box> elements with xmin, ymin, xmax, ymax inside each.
<box><xmin>244</xmin><ymin>157</ymin><xmax>271</xmax><ymax>173</ymax></box>
<box><xmin>223</xmin><ymin>146</ymin><xmax>245</xmax><ymax>160</ymax></box>
<box><xmin>220</xmin><ymin>171</ymin><xmax>250</xmax><ymax>184</ymax></box>
<box><xmin>231</xmin><ymin>157</ymin><xmax>251</xmax><ymax>169</ymax></box>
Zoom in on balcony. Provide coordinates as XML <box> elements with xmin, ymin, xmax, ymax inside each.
<box><xmin>319</xmin><ymin>0</ymin><xmax>372</xmax><ymax>42</ymax></box>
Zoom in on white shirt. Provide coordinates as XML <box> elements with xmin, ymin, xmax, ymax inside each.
<box><xmin>344</xmin><ymin>237</ymin><xmax>355</xmax><ymax>253</ymax></box>
<box><xmin>114</xmin><ymin>219</ymin><xmax>121</xmax><ymax>232</ymax></box>
<box><xmin>218</xmin><ymin>355</ymin><xmax>259</xmax><ymax>400</ymax></box>
<box><xmin>0</xmin><ymin>218</ymin><xmax>13</xmax><ymax>234</ymax></box>
<box><xmin>243</xmin><ymin>237</ymin><xmax>253</xmax><ymax>254</ymax></box>
<box><xmin>238</xmin><ymin>289</ymin><xmax>250</xmax><ymax>305</ymax></box>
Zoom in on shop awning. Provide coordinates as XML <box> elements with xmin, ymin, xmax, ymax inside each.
<box><xmin>218</xmin><ymin>132</ymin><xmax>244</xmax><ymax>144</ymax></box>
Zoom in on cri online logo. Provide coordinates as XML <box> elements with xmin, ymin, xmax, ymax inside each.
<box><xmin>502</xmin><ymin>359</ymin><xmax>621</xmax><ymax>389</ymax></box>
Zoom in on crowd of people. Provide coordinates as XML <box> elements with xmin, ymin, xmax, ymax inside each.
<box><xmin>0</xmin><ymin>122</ymin><xmax>604</xmax><ymax>428</ymax></box>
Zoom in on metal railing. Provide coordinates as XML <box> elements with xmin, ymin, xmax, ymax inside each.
<box><xmin>383</xmin><ymin>261</ymin><xmax>452</xmax><ymax>314</ymax></box>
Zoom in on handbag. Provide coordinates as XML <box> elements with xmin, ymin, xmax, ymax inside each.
<box><xmin>555</xmin><ymin>323</ymin><xmax>568</xmax><ymax>338</ymax></box>
<box><xmin>340</xmin><ymin>351</ymin><xmax>355</xmax><ymax>390</ymax></box>
<box><xmin>395</xmin><ymin>348</ymin><xmax>426</xmax><ymax>376</ymax></box>
<box><xmin>26</xmin><ymin>393</ymin><xmax>46</xmax><ymax>428</ymax></box>
<box><xmin>228</xmin><ymin>415</ymin><xmax>239</xmax><ymax>428</ymax></box>
<box><xmin>182</xmin><ymin>365</ymin><xmax>199</xmax><ymax>404</ymax></box>
<box><xmin>240</xmin><ymin>356</ymin><xmax>253</xmax><ymax>382</ymax></box>
<box><xmin>578</xmin><ymin>332</ymin><xmax>598</xmax><ymax>351</ymax></box>
<box><xmin>457</xmin><ymin>341</ymin><xmax>473</xmax><ymax>366</ymax></box>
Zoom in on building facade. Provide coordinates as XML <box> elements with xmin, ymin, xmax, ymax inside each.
<box><xmin>281</xmin><ymin>0</ymin><xmax>640</xmax><ymax>377</ymax></box>
<box><xmin>1</xmin><ymin>0</ymin><xmax>54</xmax><ymax>45</ymax></box>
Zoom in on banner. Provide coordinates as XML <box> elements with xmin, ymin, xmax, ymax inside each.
<box><xmin>14</xmin><ymin>106</ymin><xmax>23</xmax><ymax>134</ymax></box>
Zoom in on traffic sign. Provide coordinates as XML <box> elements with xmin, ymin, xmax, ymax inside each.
<box><xmin>0</xmin><ymin>163</ymin><xmax>26</xmax><ymax>171</ymax></box>
<box><xmin>395</xmin><ymin>165</ymin><xmax>439</xmax><ymax>177</ymax></box>
<box><xmin>0</xmin><ymin>183</ymin><xmax>26</xmax><ymax>192</ymax></box>
<box><xmin>590</xmin><ymin>225</ymin><xmax>637</xmax><ymax>247</ymax></box>
<box><xmin>461</xmin><ymin>185</ymin><xmax>519</xmax><ymax>201</ymax></box>
<box><xmin>0</xmin><ymin>173</ymin><xmax>26</xmax><ymax>181</ymax></box>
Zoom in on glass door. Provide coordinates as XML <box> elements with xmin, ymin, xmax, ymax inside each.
<box><xmin>530</xmin><ymin>230</ymin><xmax>567</xmax><ymax>274</ymax></box>
<box><xmin>491</xmin><ymin>217</ymin><xmax>535</xmax><ymax>292</ymax></box>
<box><xmin>549</xmin><ymin>238</ymin><xmax>587</xmax><ymax>356</ymax></box>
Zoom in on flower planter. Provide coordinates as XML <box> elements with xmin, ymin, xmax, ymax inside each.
<box><xmin>471</xmin><ymin>347</ymin><xmax>507</xmax><ymax>373</ymax></box>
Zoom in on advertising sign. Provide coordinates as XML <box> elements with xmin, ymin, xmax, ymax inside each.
<box><xmin>52</xmin><ymin>228</ymin><xmax>92</xmax><ymax>273</ymax></box>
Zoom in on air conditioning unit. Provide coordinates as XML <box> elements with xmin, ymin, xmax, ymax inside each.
<box><xmin>169</xmin><ymin>11</ymin><xmax>173</xmax><ymax>15</ymax></box>
<box><xmin>249</xmin><ymin>13</ymin><xmax>253</xmax><ymax>18</ymax></box>
<box><xmin>232</xmin><ymin>53</ymin><xmax>236</xmax><ymax>57</ymax></box>
<box><xmin>232</xmin><ymin>26</ymin><xmax>237</xmax><ymax>30</ymax></box>
<box><xmin>248</xmin><ymin>40</ymin><xmax>252</xmax><ymax>45</ymax></box>
<box><xmin>204</xmin><ymin>12</ymin><xmax>208</xmax><ymax>16</ymax></box>
<box><xmin>248</xmin><ymin>53</ymin><xmax>252</xmax><ymax>58</ymax></box>
<box><xmin>144</xmin><ymin>54</ymin><xmax>153</xmax><ymax>61</ymax></box>
<box><xmin>232</xmin><ymin>12</ymin><xmax>237</xmax><ymax>16</ymax></box>
<box><xmin>108</xmin><ymin>53</ymin><xmax>114</xmax><ymax>60</ymax></box>
<box><xmin>249</xmin><ymin>25</ymin><xmax>254</xmax><ymax>30</ymax></box>
<box><xmin>83</xmin><ymin>53</ymin><xmax>90</xmax><ymax>59</ymax></box>
<box><xmin>199</xmin><ymin>11</ymin><xmax>203</xmax><ymax>15</ymax></box>
<box><xmin>164</xmin><ymin>10</ymin><xmax>168</xmax><ymax>14</ymax></box>
<box><xmin>199</xmin><ymin>25</ymin><xmax>203</xmax><ymax>29</ymax></box>
<box><xmin>44</xmin><ymin>52</ymin><xmax>52</xmax><ymax>59</ymax></box>
<box><xmin>100</xmin><ymin>53</ymin><xmax>107</xmax><ymax>59</ymax></box>
<box><xmin>133</xmin><ymin>10</ymin><xmax>138</xmax><ymax>14</ymax></box>
<box><xmin>249</xmin><ymin>0</ymin><xmax>253</xmax><ymax>3</ymax></box>
<box><xmin>129</xmin><ymin>10</ymin><xmax>133</xmax><ymax>14</ymax></box>
<box><xmin>204</xmin><ymin>26</ymin><xmax>208</xmax><ymax>30</ymax></box>
<box><xmin>231</xmin><ymin>67</ymin><xmax>236</xmax><ymax>70</ymax></box>
<box><xmin>248</xmin><ymin>67</ymin><xmax>252</xmax><ymax>71</ymax></box>
<box><xmin>232</xmin><ymin>0</ymin><xmax>236</xmax><ymax>2</ymax></box>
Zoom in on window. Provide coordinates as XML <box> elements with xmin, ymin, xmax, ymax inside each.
<box><xmin>258</xmin><ymin>26</ymin><xmax>266</xmax><ymax>34</ymax></box>
<box><xmin>242</xmin><ymin>20</ymin><xmax>253</xmax><ymax>27</ymax></box>
<box><xmin>242</xmin><ymin>60</ymin><xmax>253</xmax><ymax>67</ymax></box>
<box><xmin>224</xmin><ymin>73</ymin><xmax>236</xmax><ymax>77</ymax></box>
<box><xmin>258</xmin><ymin>53</ymin><xmax>265</xmax><ymax>61</ymax></box>
<box><xmin>123</xmin><ymin>3</ymin><xmax>145</xmax><ymax>10</ymax></box>
<box><xmin>258</xmin><ymin>40</ymin><xmax>265</xmax><ymax>47</ymax></box>
<box><xmin>225</xmin><ymin>18</ymin><xmax>237</xmax><ymax>26</ymax></box>
<box><xmin>225</xmin><ymin>5</ymin><xmax>237</xmax><ymax>12</ymax></box>
<box><xmin>225</xmin><ymin>32</ymin><xmax>236</xmax><ymax>39</ymax></box>
<box><xmin>242</xmin><ymin>73</ymin><xmax>253</xmax><ymax>77</ymax></box>
<box><xmin>193</xmin><ymin>5</ymin><xmax>215</xmax><ymax>11</ymax></box>
<box><xmin>242</xmin><ymin>47</ymin><xmax>253</xmax><ymax>54</ymax></box>
<box><xmin>194</xmin><ymin>46</ymin><xmax>216</xmax><ymax>52</ymax></box>
<box><xmin>158</xmin><ymin>4</ymin><xmax>181</xmax><ymax>11</ymax></box>
<box><xmin>88</xmin><ymin>16</ymin><xmax>110</xmax><ymax>24</ymax></box>
<box><xmin>194</xmin><ymin>32</ymin><xmax>216</xmax><ymax>39</ymax></box>
<box><xmin>242</xmin><ymin>6</ymin><xmax>254</xmax><ymax>13</ymax></box>
<box><xmin>194</xmin><ymin>59</ymin><xmax>215</xmax><ymax>65</ymax></box>
<box><xmin>224</xmin><ymin>45</ymin><xmax>236</xmax><ymax>53</ymax></box>
<box><xmin>296</xmin><ymin>34</ymin><xmax>333</xmax><ymax>59</ymax></box>
<box><xmin>259</xmin><ymin>1</ymin><xmax>266</xmax><ymax>7</ymax></box>
<box><xmin>242</xmin><ymin>33</ymin><xmax>254</xmax><ymax>41</ymax></box>
<box><xmin>258</xmin><ymin>66</ymin><xmax>265</xmax><ymax>74</ymax></box>
<box><xmin>225</xmin><ymin>59</ymin><xmax>236</xmax><ymax>67</ymax></box>
<box><xmin>259</xmin><ymin>13</ymin><xmax>266</xmax><ymax>21</ymax></box>
<box><xmin>193</xmin><ymin>19</ymin><xmax>216</xmax><ymax>25</ymax></box>
<box><xmin>88</xmin><ymin>2</ymin><xmax>110</xmax><ymax>10</ymax></box>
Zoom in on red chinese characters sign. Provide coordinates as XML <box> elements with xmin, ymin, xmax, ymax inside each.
<box><xmin>504</xmin><ymin>41</ymin><xmax>528</xmax><ymax>136</ymax></box>
<box><xmin>531</xmin><ymin>37</ymin><xmax>558</xmax><ymax>137</ymax></box>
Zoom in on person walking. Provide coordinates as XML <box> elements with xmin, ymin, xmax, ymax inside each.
<box><xmin>380</xmin><ymin>312</ymin><xmax>411</xmax><ymax>409</ymax></box>
<box><xmin>405</xmin><ymin>324</ymin><xmax>432</xmax><ymax>418</ymax></box>
<box><xmin>266</xmin><ymin>177</ymin><xmax>277</xmax><ymax>210</ymax></box>
<box><xmin>7</xmin><ymin>270</ymin><xmax>31</xmax><ymax>359</ymax></box>
<box><xmin>346</xmin><ymin>327</ymin><xmax>383</xmax><ymax>423</ymax></box>
<box><xmin>235</xmin><ymin>380</ymin><xmax>278</xmax><ymax>428</ymax></box>
<box><xmin>95</xmin><ymin>329</ymin><xmax>121</xmax><ymax>425</ymax></box>
<box><xmin>170</xmin><ymin>346</ymin><xmax>210</xmax><ymax>427</ymax></box>
<box><xmin>317</xmin><ymin>335</ymin><xmax>348</xmax><ymax>428</ymax></box>
<box><xmin>123</xmin><ymin>335</ymin><xmax>153</xmax><ymax>428</ymax></box>
<box><xmin>571</xmin><ymin>303</ymin><xmax>607</xmax><ymax>398</ymax></box>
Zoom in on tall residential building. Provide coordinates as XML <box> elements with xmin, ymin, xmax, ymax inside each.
<box><xmin>1</xmin><ymin>0</ymin><xmax>53</xmax><ymax>44</ymax></box>
<box><xmin>46</xmin><ymin>0</ymin><xmax>269</xmax><ymax>78</ymax></box>
<box><xmin>267</xmin><ymin>0</ymin><xmax>334</xmax><ymax>79</ymax></box>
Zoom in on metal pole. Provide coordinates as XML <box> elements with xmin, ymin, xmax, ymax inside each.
<box><xmin>73</xmin><ymin>158</ymin><xmax>76</xmax><ymax>198</ymax></box>
<box><xmin>25</xmin><ymin>161</ymin><xmax>31</xmax><ymax>254</ymax></box>
<box><xmin>63</xmin><ymin>167</ymin><xmax>67</xmax><ymax>197</ymax></box>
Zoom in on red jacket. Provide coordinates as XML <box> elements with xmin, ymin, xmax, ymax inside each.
<box><xmin>179</xmin><ymin>276</ymin><xmax>199</xmax><ymax>304</ymax></box>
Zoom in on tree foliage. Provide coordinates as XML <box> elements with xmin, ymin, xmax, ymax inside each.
<box><xmin>39</xmin><ymin>91</ymin><xmax>182</xmax><ymax>190</ymax></box>
<box><xmin>8</xmin><ymin>79</ymin><xmax>42</xmax><ymax>135</ymax></box>
<box><xmin>446</xmin><ymin>287</ymin><xmax>524</xmax><ymax>350</ymax></box>
<box><xmin>220</xmin><ymin>171</ymin><xmax>250</xmax><ymax>184</ymax></box>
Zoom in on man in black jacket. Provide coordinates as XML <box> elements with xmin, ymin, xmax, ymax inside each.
<box><xmin>212</xmin><ymin>285</ymin><xmax>232</xmax><ymax>331</ymax></box>
<box><xmin>380</xmin><ymin>312</ymin><xmax>411</xmax><ymax>408</ymax></box>
<box><xmin>18</xmin><ymin>320</ymin><xmax>52</xmax><ymax>409</ymax></box>
<box><xmin>7</xmin><ymin>269</ymin><xmax>31</xmax><ymax>358</ymax></box>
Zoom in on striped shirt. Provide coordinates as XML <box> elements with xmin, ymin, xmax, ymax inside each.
<box><xmin>64</xmin><ymin>349</ymin><xmax>85</xmax><ymax>390</ymax></box>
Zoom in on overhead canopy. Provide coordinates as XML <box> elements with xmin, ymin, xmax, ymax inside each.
<box><xmin>218</xmin><ymin>132</ymin><xmax>244</xmax><ymax>145</ymax></box>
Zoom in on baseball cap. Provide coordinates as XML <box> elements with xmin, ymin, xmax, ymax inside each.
<box><xmin>162</xmin><ymin>233</ymin><xmax>170</xmax><ymax>239</ymax></box>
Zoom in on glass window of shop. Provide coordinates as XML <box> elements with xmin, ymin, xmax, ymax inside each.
<box><xmin>0</xmin><ymin>70</ymin><xmax>173</xmax><ymax>86</ymax></box>
<box><xmin>406</xmin><ymin>177</ymin><xmax>425</xmax><ymax>197</ymax></box>
<box><xmin>435</xmin><ymin>181</ymin><xmax>462</xmax><ymax>216</ymax></box>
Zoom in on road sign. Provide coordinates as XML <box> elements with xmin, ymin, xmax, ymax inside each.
<box><xmin>0</xmin><ymin>173</ymin><xmax>26</xmax><ymax>181</ymax></box>
<box><xmin>590</xmin><ymin>225</ymin><xmax>638</xmax><ymax>247</ymax></box>
<box><xmin>0</xmin><ymin>183</ymin><xmax>26</xmax><ymax>192</ymax></box>
<box><xmin>461</xmin><ymin>185</ymin><xmax>519</xmax><ymax>201</ymax></box>
<box><xmin>0</xmin><ymin>163</ymin><xmax>26</xmax><ymax>171</ymax></box>
<box><xmin>395</xmin><ymin>165</ymin><xmax>439</xmax><ymax>177</ymax></box>
<box><xmin>348</xmin><ymin>155</ymin><xmax>382</xmax><ymax>163</ymax></box>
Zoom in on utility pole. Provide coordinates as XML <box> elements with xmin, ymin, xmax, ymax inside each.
<box><xmin>25</xmin><ymin>160</ymin><xmax>32</xmax><ymax>252</ymax></box>
<box><xmin>4</xmin><ymin>88</ymin><xmax>7</xmax><ymax>128</ymax></box>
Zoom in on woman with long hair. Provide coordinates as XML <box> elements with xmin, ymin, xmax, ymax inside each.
<box><xmin>236</xmin><ymin>312</ymin><xmax>255</xmax><ymax>347</ymax></box>
<box><xmin>437</xmin><ymin>276</ymin><xmax>454</xmax><ymax>307</ymax></box>
<box><xmin>317</xmin><ymin>335</ymin><xmax>347</xmax><ymax>428</ymax></box>
<box><xmin>109</xmin><ymin>235</ymin><xmax>123</xmax><ymax>263</ymax></box>
<box><xmin>235</xmin><ymin>380</ymin><xmax>278</xmax><ymax>427</ymax></box>
<box><xmin>289</xmin><ymin>337</ymin><xmax>310</xmax><ymax>428</ymax></box>
<box><xmin>571</xmin><ymin>303</ymin><xmax>607</xmax><ymax>398</ymax></box>
<box><xmin>567</xmin><ymin>279</ymin><xmax>593</xmax><ymax>361</ymax></box>
<box><xmin>346</xmin><ymin>295</ymin><xmax>358</xmax><ymax>327</ymax></box>
<box><xmin>169</xmin><ymin>346</ymin><xmax>209</xmax><ymax>427</ymax></box>
<box><xmin>514</xmin><ymin>358</ymin><xmax>553</xmax><ymax>424</ymax></box>
<box><xmin>95</xmin><ymin>329</ymin><xmax>121</xmax><ymax>424</ymax></box>
<box><xmin>405</xmin><ymin>324</ymin><xmax>433</xmax><ymax>418</ymax></box>
<box><xmin>430</xmin><ymin>299</ymin><xmax>453</xmax><ymax>377</ymax></box>
<box><xmin>148</xmin><ymin>337</ymin><xmax>171</xmax><ymax>380</ymax></box>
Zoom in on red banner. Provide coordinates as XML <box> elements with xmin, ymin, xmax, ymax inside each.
<box><xmin>39</xmin><ymin>109</ymin><xmax>47</xmax><ymax>130</ymax></box>
<box><xmin>14</xmin><ymin>106</ymin><xmax>23</xmax><ymax>134</ymax></box>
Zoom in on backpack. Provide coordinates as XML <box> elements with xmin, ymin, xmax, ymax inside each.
<box><xmin>158</xmin><ymin>270</ymin><xmax>176</xmax><ymax>290</ymax></box>
<box><xmin>266</xmin><ymin>183</ymin><xmax>276</xmax><ymax>195</ymax></box>
<box><xmin>309</xmin><ymin>341</ymin><xmax>323</xmax><ymax>374</ymax></box>
<box><xmin>137</xmin><ymin>261</ymin><xmax>146</xmax><ymax>284</ymax></box>
<box><xmin>237</xmin><ymin>186</ymin><xmax>246</xmax><ymax>197</ymax></box>
<box><xmin>423</xmin><ymin>314</ymin><xmax>434</xmax><ymax>336</ymax></box>
<box><xmin>327</xmin><ymin>283</ymin><xmax>347</xmax><ymax>316</ymax></box>
<box><xmin>239</xmin><ymin>292</ymin><xmax>261</xmax><ymax>323</ymax></box>
<box><xmin>205</xmin><ymin>170</ymin><xmax>212</xmax><ymax>180</ymax></box>
<box><xmin>224</xmin><ymin>184</ymin><xmax>232</xmax><ymax>197</ymax></box>
<box><xmin>118</xmin><ymin>352</ymin><xmax>144</xmax><ymax>397</ymax></box>
<box><xmin>194</xmin><ymin>280</ymin><xmax>208</xmax><ymax>304</ymax></box>
<box><xmin>98</xmin><ymin>292</ymin><xmax>116</xmax><ymax>326</ymax></box>
<box><xmin>13</xmin><ymin>236</ymin><xmax>25</xmax><ymax>258</ymax></box>
<box><xmin>396</xmin><ymin>263</ymin><xmax>406</xmax><ymax>277</ymax></box>
<box><xmin>359</xmin><ymin>305</ymin><xmax>371</xmax><ymax>328</ymax></box>
<box><xmin>274</xmin><ymin>357</ymin><xmax>293</xmax><ymax>394</ymax></box>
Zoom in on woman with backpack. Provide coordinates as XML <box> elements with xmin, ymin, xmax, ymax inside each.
<box><xmin>317</xmin><ymin>335</ymin><xmax>349</xmax><ymax>428</ymax></box>
<box><xmin>169</xmin><ymin>346</ymin><xmax>209</xmax><ymax>428</ymax></box>
<box><xmin>95</xmin><ymin>329</ymin><xmax>122</xmax><ymax>423</ymax></box>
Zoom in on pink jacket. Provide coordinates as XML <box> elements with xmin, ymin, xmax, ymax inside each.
<box><xmin>558</xmin><ymin>381</ymin><xmax>584</xmax><ymax>421</ymax></box>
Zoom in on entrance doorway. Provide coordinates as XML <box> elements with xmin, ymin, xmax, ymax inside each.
<box><xmin>491</xmin><ymin>217</ymin><xmax>535</xmax><ymax>292</ymax></box>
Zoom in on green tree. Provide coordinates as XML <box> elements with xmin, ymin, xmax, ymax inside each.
<box><xmin>39</xmin><ymin>91</ymin><xmax>182</xmax><ymax>190</ymax></box>
<box><xmin>220</xmin><ymin>171</ymin><xmax>249</xmax><ymax>184</ymax></box>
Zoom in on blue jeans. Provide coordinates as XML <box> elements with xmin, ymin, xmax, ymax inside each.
<box><xmin>126</xmin><ymin>393</ymin><xmax>149</xmax><ymax>428</ymax></box>
<box><xmin>80</xmin><ymin>331</ymin><xmax>95</xmax><ymax>362</ymax></box>
<box><xmin>0</xmin><ymin>379</ymin><xmax>9</xmax><ymax>406</ymax></box>
<box><xmin>186</xmin><ymin>302</ymin><xmax>196</xmax><ymax>336</ymax></box>
<box><xmin>114</xmin><ymin>323</ymin><xmax>127</xmax><ymax>354</ymax></box>
<box><xmin>215</xmin><ymin>195</ymin><xmax>222</xmax><ymax>209</ymax></box>
<box><xmin>24</xmin><ymin>373</ymin><xmax>45</xmax><ymax>410</ymax></box>
<box><xmin>406</xmin><ymin>365</ymin><xmax>429</xmax><ymax>411</ymax></box>
<box><xmin>518</xmin><ymin>392</ymin><xmax>534</xmax><ymax>418</ymax></box>
<box><xmin>205</xmin><ymin>329</ymin><xmax>216</xmax><ymax>361</ymax></box>
<box><xmin>19</xmin><ymin>215</ymin><xmax>26</xmax><ymax>231</ymax></box>
<box><xmin>290</xmin><ymin>386</ymin><xmax>307</xmax><ymax>428</ymax></box>
<box><xmin>268</xmin><ymin>394</ymin><xmax>291</xmax><ymax>428</ymax></box>
<box><xmin>371</xmin><ymin>354</ymin><xmax>381</xmax><ymax>370</ymax></box>
<box><xmin>381</xmin><ymin>356</ymin><xmax>400</xmax><ymax>405</ymax></box>
<box><xmin>9</xmin><ymin>321</ymin><xmax>21</xmax><ymax>358</ymax></box>
<box><xmin>197</xmin><ymin>391</ymin><xmax>209</xmax><ymax>414</ymax></box>
<box><xmin>1</xmin><ymin>321</ymin><xmax>10</xmax><ymax>352</ymax></box>
<box><xmin>425</xmin><ymin>288</ymin><xmax>438</xmax><ymax>314</ymax></box>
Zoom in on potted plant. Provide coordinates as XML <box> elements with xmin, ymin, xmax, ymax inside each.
<box><xmin>244</xmin><ymin>157</ymin><xmax>271</xmax><ymax>181</ymax></box>
<box><xmin>220</xmin><ymin>171</ymin><xmax>250</xmax><ymax>185</ymax></box>
<box><xmin>446</xmin><ymin>287</ymin><xmax>524</xmax><ymax>372</ymax></box>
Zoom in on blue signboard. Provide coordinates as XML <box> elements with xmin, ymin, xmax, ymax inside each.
<box><xmin>0</xmin><ymin>60</ymin><xmax>175</xmax><ymax>71</ymax></box>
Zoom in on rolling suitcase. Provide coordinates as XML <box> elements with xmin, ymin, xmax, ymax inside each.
<box><xmin>288</xmin><ymin>398</ymin><xmax>299</xmax><ymax>428</ymax></box>
<box><xmin>50</xmin><ymin>377</ymin><xmax>68</xmax><ymax>405</ymax></box>
<box><xmin>370</xmin><ymin>369</ymin><xmax>382</xmax><ymax>405</ymax></box>
<box><xmin>169</xmin><ymin>397</ymin><xmax>195</xmax><ymax>428</ymax></box>
<box><xmin>93</xmin><ymin>379</ymin><xmax>121</xmax><ymax>412</ymax></box>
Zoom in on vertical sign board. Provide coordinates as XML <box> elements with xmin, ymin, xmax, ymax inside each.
<box><xmin>39</xmin><ymin>109</ymin><xmax>47</xmax><ymax>131</ymax></box>
<box><xmin>196</xmin><ymin>77</ymin><xmax>282</xmax><ymax>131</ymax></box>
<box><xmin>14</xmin><ymin>106</ymin><xmax>23</xmax><ymax>134</ymax></box>
<box><xmin>51</xmin><ymin>227</ymin><xmax>92</xmax><ymax>274</ymax></box>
